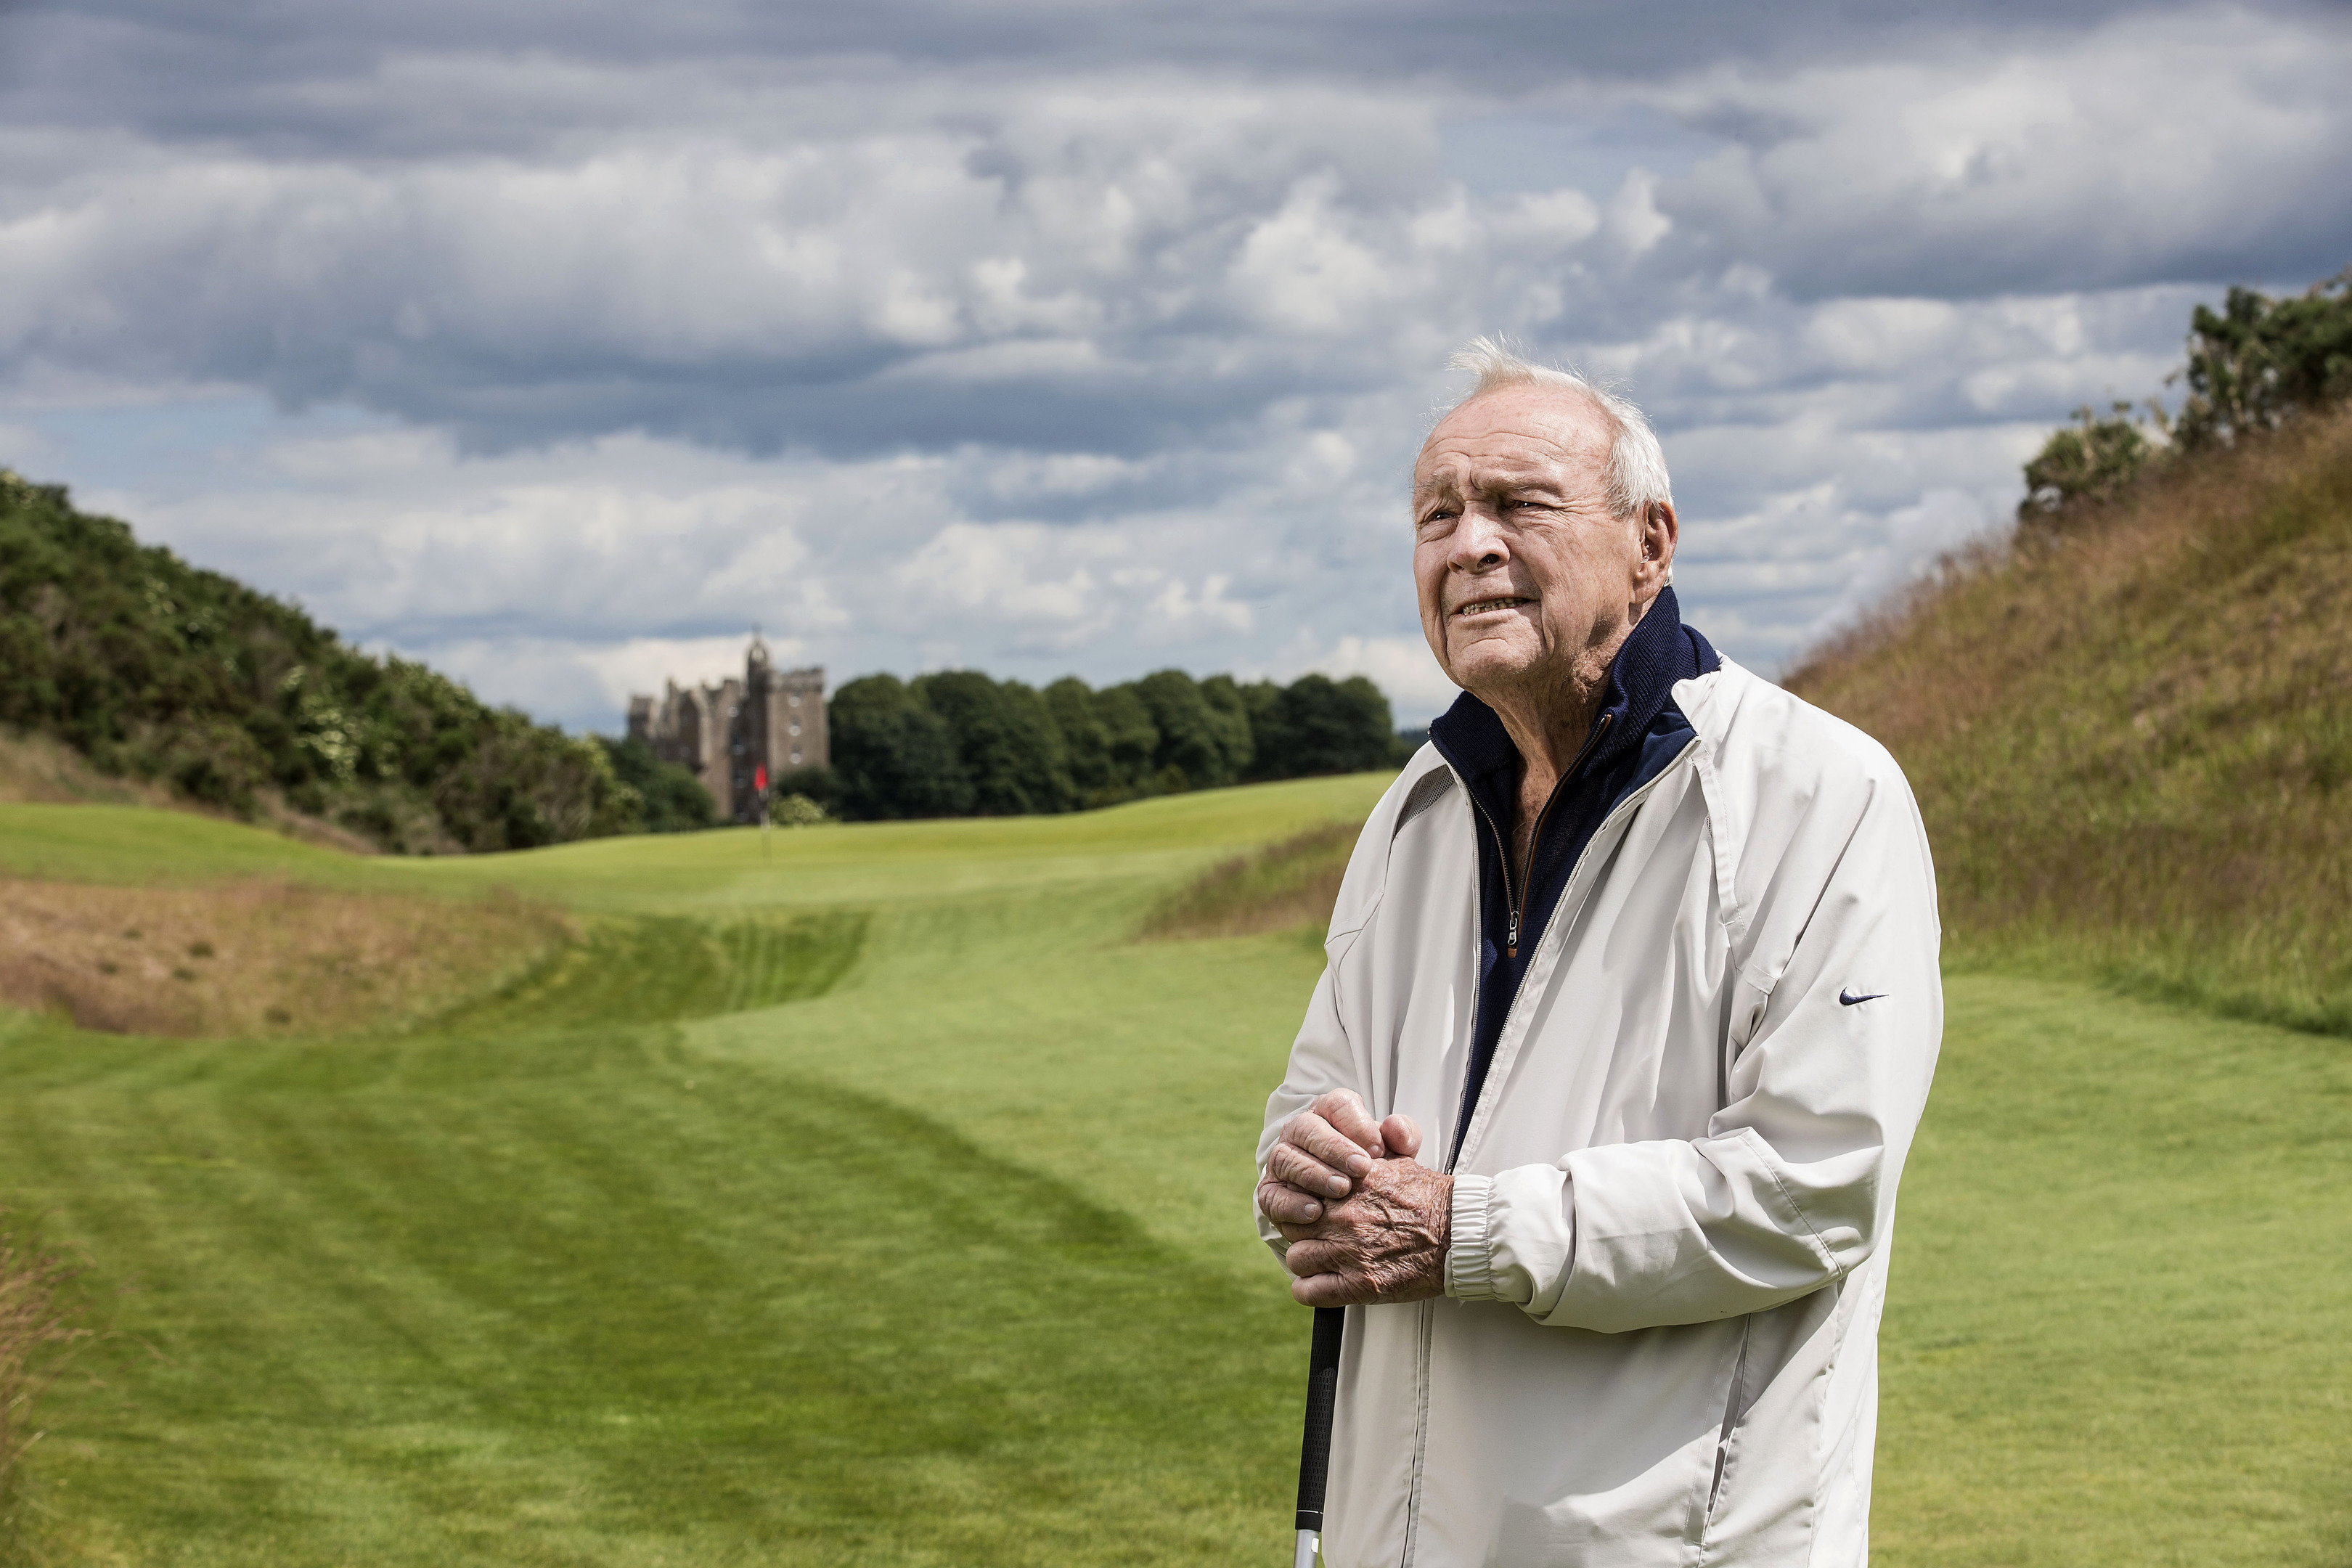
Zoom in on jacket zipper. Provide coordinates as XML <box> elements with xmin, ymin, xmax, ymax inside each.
<box><xmin>1471</xmin><ymin>712</ymin><xmax>1612</xmax><ymax>960</ymax></box>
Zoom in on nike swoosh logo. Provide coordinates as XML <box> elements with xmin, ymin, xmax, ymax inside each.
<box><xmin>1839</xmin><ymin>989</ymin><xmax>1885</xmax><ymax>1006</ymax></box>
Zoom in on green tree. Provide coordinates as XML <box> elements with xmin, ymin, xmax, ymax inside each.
<box><xmin>769</xmin><ymin>764</ymin><xmax>840</xmax><ymax>814</ymax></box>
<box><xmin>828</xmin><ymin>675</ymin><xmax>974</xmax><ymax>820</ymax></box>
<box><xmin>1045</xmin><ymin>677</ymin><xmax>1119</xmax><ymax>801</ymax></box>
<box><xmin>2172</xmin><ymin>269</ymin><xmax>2352</xmax><ymax>451</ymax></box>
<box><xmin>1092</xmin><ymin>683</ymin><xmax>1161</xmax><ymax>799</ymax></box>
<box><xmin>599</xmin><ymin>736</ymin><xmax>718</xmax><ymax>833</ymax></box>
<box><xmin>1132</xmin><ymin>670</ymin><xmax>1233</xmax><ymax>791</ymax></box>
<box><xmin>1197</xmin><ymin>675</ymin><xmax>1257</xmax><ymax>783</ymax></box>
<box><xmin>912</xmin><ymin>671</ymin><xmax>1075</xmax><ymax>817</ymax></box>
<box><xmin>1250</xmin><ymin>674</ymin><xmax>1397</xmax><ymax>778</ymax></box>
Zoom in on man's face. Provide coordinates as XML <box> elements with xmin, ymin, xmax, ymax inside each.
<box><xmin>1412</xmin><ymin>385</ymin><xmax>1667</xmax><ymax>708</ymax></box>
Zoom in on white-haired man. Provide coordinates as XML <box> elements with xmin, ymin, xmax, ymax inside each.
<box><xmin>1254</xmin><ymin>341</ymin><xmax>1943</xmax><ymax>1566</ymax></box>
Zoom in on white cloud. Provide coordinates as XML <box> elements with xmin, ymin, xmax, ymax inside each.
<box><xmin>1654</xmin><ymin>9</ymin><xmax>2352</xmax><ymax>297</ymax></box>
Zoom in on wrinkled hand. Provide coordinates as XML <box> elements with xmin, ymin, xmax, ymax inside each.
<box><xmin>1258</xmin><ymin>1090</ymin><xmax>1452</xmax><ymax>1307</ymax></box>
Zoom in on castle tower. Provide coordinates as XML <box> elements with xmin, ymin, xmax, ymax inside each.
<box><xmin>626</xmin><ymin>638</ymin><xmax>827</xmax><ymax>826</ymax></box>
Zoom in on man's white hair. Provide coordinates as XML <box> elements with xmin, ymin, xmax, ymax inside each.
<box><xmin>1442</xmin><ymin>335</ymin><xmax>1674</xmax><ymax>523</ymax></box>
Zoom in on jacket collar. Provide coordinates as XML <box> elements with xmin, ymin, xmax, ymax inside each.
<box><xmin>1426</xmin><ymin>587</ymin><xmax>1714</xmax><ymax>816</ymax></box>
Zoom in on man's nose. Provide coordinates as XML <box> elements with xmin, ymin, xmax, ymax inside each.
<box><xmin>1450</xmin><ymin>506</ymin><xmax>1509</xmax><ymax>571</ymax></box>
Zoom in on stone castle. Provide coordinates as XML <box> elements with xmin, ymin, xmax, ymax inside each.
<box><xmin>626</xmin><ymin>637</ymin><xmax>827</xmax><ymax>824</ymax></box>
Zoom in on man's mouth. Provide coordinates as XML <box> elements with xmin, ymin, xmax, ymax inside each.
<box><xmin>1453</xmin><ymin>596</ymin><xmax>1532</xmax><ymax>619</ymax></box>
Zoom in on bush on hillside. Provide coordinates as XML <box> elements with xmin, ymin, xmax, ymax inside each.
<box><xmin>598</xmin><ymin>737</ymin><xmax>717</xmax><ymax>833</ymax></box>
<box><xmin>2018</xmin><ymin>401</ymin><xmax>2168</xmax><ymax>524</ymax></box>
<box><xmin>825</xmin><ymin>666</ymin><xmax>1405</xmax><ymax>822</ymax></box>
<box><xmin>2173</xmin><ymin>266</ymin><xmax>2352</xmax><ymax>450</ymax></box>
<box><xmin>0</xmin><ymin>471</ymin><xmax>643</xmax><ymax>852</ymax></box>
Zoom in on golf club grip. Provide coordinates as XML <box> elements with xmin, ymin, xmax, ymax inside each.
<box><xmin>1293</xmin><ymin>1306</ymin><xmax>1345</xmax><ymax>1532</ymax></box>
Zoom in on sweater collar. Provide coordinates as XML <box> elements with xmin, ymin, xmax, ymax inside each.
<box><xmin>1426</xmin><ymin>586</ymin><xmax>1715</xmax><ymax>807</ymax></box>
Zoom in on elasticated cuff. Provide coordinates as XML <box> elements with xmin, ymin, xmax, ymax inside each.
<box><xmin>1445</xmin><ymin>1173</ymin><xmax>1499</xmax><ymax>1299</ymax></box>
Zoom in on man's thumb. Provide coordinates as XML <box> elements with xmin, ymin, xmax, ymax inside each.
<box><xmin>1381</xmin><ymin>1114</ymin><xmax>1423</xmax><ymax>1159</ymax></box>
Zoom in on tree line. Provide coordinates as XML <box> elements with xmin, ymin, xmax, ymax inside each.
<box><xmin>0</xmin><ymin>469</ymin><xmax>1418</xmax><ymax>845</ymax></box>
<box><xmin>779</xmin><ymin>666</ymin><xmax>1410</xmax><ymax>822</ymax></box>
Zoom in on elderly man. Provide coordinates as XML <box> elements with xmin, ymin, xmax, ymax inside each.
<box><xmin>1254</xmin><ymin>340</ymin><xmax>1942</xmax><ymax>1567</ymax></box>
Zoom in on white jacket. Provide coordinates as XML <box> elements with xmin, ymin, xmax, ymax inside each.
<box><xmin>1257</xmin><ymin>661</ymin><xmax>1943</xmax><ymax>1567</ymax></box>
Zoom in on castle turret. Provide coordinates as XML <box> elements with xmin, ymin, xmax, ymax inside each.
<box><xmin>624</xmin><ymin>639</ymin><xmax>827</xmax><ymax>825</ymax></box>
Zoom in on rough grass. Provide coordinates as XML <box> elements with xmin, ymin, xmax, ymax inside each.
<box><xmin>0</xmin><ymin>878</ymin><xmax>573</xmax><ymax>1038</ymax></box>
<box><xmin>1137</xmin><ymin>821</ymin><xmax>1355</xmax><ymax>941</ymax></box>
<box><xmin>0</xmin><ymin>731</ymin><xmax>176</xmax><ymax>812</ymax></box>
<box><xmin>1787</xmin><ymin>404</ymin><xmax>2352</xmax><ymax>1034</ymax></box>
<box><xmin>0</xmin><ymin>730</ymin><xmax>381</xmax><ymax>857</ymax></box>
<box><xmin>0</xmin><ymin>772</ymin><xmax>2344</xmax><ymax>1564</ymax></box>
<box><xmin>0</xmin><ymin>1214</ymin><xmax>87</xmax><ymax>1554</ymax></box>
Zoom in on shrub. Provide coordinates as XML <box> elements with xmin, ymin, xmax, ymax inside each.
<box><xmin>598</xmin><ymin>736</ymin><xmax>716</xmax><ymax>833</ymax></box>
<box><xmin>769</xmin><ymin>792</ymin><xmax>832</xmax><ymax>828</ymax></box>
<box><xmin>2173</xmin><ymin>266</ymin><xmax>2352</xmax><ymax>450</ymax></box>
<box><xmin>2020</xmin><ymin>401</ymin><xmax>2168</xmax><ymax>524</ymax></box>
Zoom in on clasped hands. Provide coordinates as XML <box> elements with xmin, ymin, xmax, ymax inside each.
<box><xmin>1257</xmin><ymin>1089</ymin><xmax>1452</xmax><ymax>1307</ymax></box>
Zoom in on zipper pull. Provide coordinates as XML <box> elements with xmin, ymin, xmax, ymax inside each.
<box><xmin>1506</xmin><ymin>909</ymin><xmax>1519</xmax><ymax>959</ymax></box>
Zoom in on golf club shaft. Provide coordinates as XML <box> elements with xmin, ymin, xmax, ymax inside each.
<box><xmin>1291</xmin><ymin>1305</ymin><xmax>1345</xmax><ymax>1567</ymax></box>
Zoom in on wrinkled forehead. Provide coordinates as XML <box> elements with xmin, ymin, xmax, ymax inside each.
<box><xmin>1413</xmin><ymin>385</ymin><xmax>1612</xmax><ymax>495</ymax></box>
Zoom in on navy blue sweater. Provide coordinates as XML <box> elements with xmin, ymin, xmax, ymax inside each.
<box><xmin>1427</xmin><ymin>587</ymin><xmax>1719</xmax><ymax>1166</ymax></box>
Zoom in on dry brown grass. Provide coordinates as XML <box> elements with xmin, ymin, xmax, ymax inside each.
<box><xmin>0</xmin><ymin>732</ymin><xmax>170</xmax><ymax>812</ymax></box>
<box><xmin>0</xmin><ymin>879</ymin><xmax>572</xmax><ymax>1037</ymax></box>
<box><xmin>0</xmin><ymin>730</ymin><xmax>379</xmax><ymax>857</ymax></box>
<box><xmin>1139</xmin><ymin>821</ymin><xmax>1358</xmax><ymax>941</ymax></box>
<box><xmin>1787</xmin><ymin>403</ymin><xmax>2352</xmax><ymax>1030</ymax></box>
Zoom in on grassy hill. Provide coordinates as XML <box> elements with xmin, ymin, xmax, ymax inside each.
<box><xmin>0</xmin><ymin>780</ymin><xmax>2345</xmax><ymax>1565</ymax></box>
<box><xmin>0</xmin><ymin>471</ymin><xmax>656</xmax><ymax>854</ymax></box>
<box><xmin>1788</xmin><ymin>404</ymin><xmax>2352</xmax><ymax>1034</ymax></box>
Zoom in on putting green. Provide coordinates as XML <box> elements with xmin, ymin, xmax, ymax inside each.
<box><xmin>0</xmin><ymin>780</ymin><xmax>2343</xmax><ymax>1564</ymax></box>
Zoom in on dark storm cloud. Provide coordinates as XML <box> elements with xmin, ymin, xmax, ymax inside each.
<box><xmin>4</xmin><ymin>0</ymin><xmax>2198</xmax><ymax>136</ymax></box>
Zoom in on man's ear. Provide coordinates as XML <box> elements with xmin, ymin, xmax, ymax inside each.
<box><xmin>1633</xmin><ymin>500</ymin><xmax>1678</xmax><ymax>600</ymax></box>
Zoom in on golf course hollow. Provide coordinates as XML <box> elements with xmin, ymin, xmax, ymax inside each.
<box><xmin>0</xmin><ymin>774</ymin><xmax>2345</xmax><ymax>1566</ymax></box>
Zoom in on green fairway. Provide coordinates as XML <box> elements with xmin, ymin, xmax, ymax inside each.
<box><xmin>1</xmin><ymin>779</ymin><xmax>2345</xmax><ymax>1564</ymax></box>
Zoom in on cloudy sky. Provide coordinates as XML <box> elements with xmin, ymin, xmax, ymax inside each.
<box><xmin>2</xmin><ymin>1</ymin><xmax>2346</xmax><ymax>730</ymax></box>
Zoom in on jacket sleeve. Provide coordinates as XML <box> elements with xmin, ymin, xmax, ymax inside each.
<box><xmin>1446</xmin><ymin>760</ymin><xmax>1943</xmax><ymax>1333</ymax></box>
